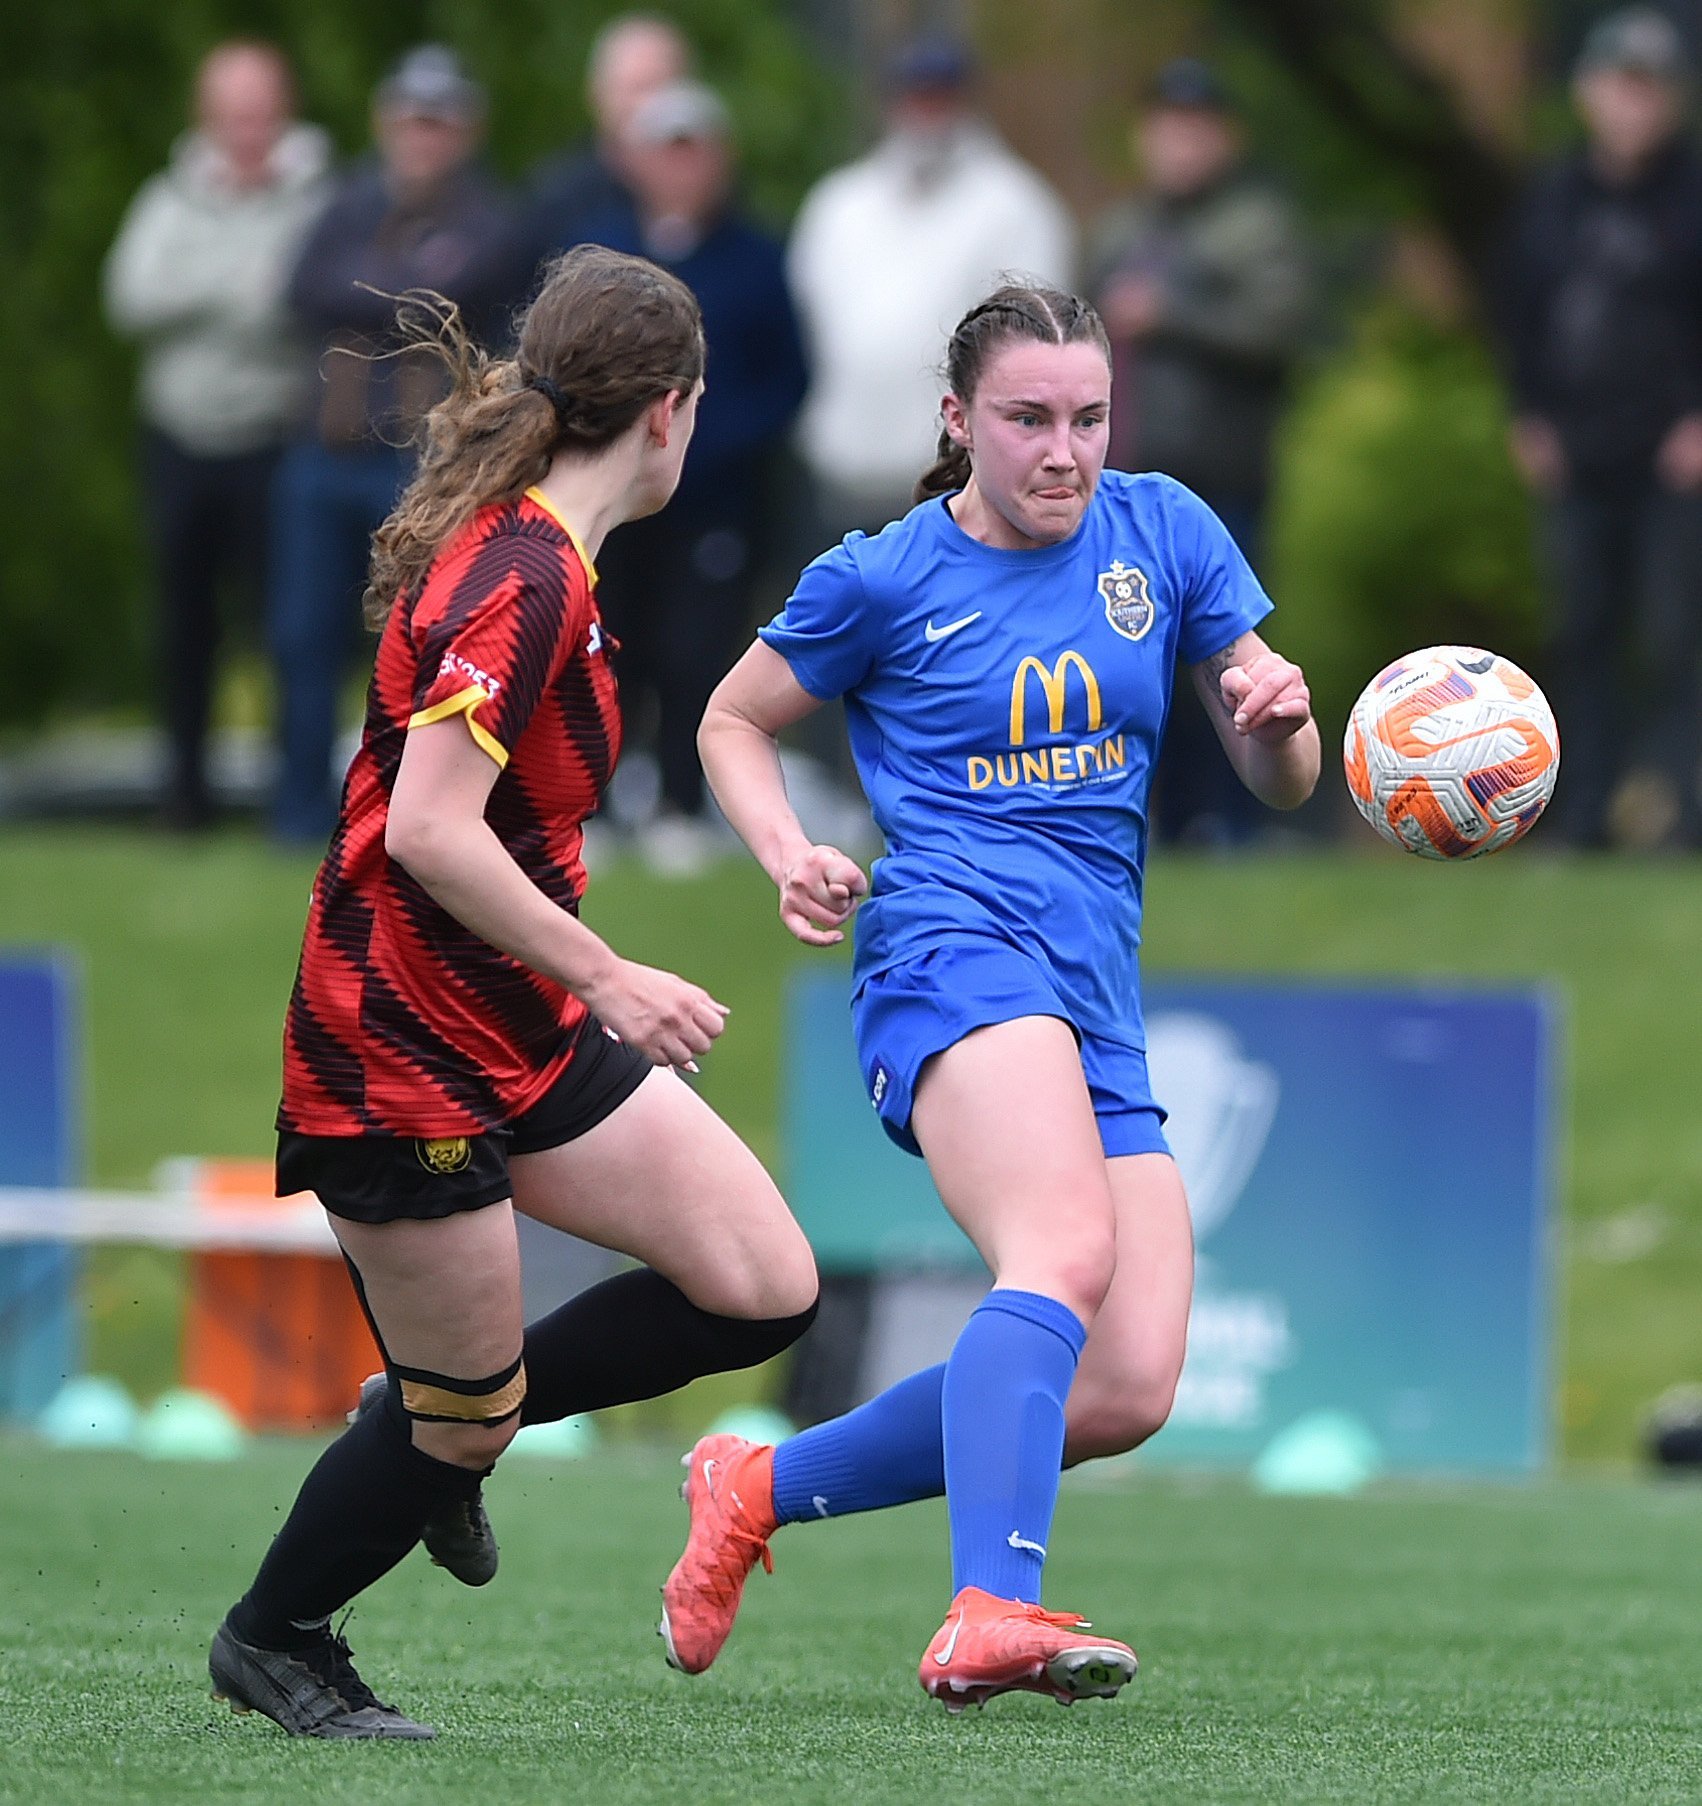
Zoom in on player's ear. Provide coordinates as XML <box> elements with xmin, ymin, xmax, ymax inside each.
<box><xmin>647</xmin><ymin>389</ymin><xmax>683</xmax><ymax>448</ymax></box>
<box><xmin>941</xmin><ymin>392</ymin><xmax>971</xmax><ymax>450</ymax></box>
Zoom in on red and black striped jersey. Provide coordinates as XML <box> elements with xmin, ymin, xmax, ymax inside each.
<box><xmin>279</xmin><ymin>488</ymin><xmax>621</xmax><ymax>1136</ymax></box>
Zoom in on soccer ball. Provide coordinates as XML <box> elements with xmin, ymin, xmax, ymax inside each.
<box><xmin>1343</xmin><ymin>646</ymin><xmax>1559</xmax><ymax>859</ymax></box>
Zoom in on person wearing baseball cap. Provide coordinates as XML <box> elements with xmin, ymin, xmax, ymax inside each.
<box><xmin>788</xmin><ymin>33</ymin><xmax>1074</xmax><ymax>536</ymax></box>
<box><xmin>524</xmin><ymin>14</ymin><xmax>696</xmax><ymax>267</ymax></box>
<box><xmin>1574</xmin><ymin>5</ymin><xmax>1690</xmax><ymax>84</ymax></box>
<box><xmin>553</xmin><ymin>80</ymin><xmax>809</xmax><ymax>875</ymax></box>
<box><xmin>1498</xmin><ymin>7</ymin><xmax>1702</xmax><ymax>848</ymax></box>
<box><xmin>267</xmin><ymin>46</ymin><xmax>526</xmax><ymax>845</ymax></box>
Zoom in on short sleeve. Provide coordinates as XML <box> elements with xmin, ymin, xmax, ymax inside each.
<box><xmin>410</xmin><ymin>539</ymin><xmax>584</xmax><ymax>768</ymax></box>
<box><xmin>757</xmin><ymin>537</ymin><xmax>878</xmax><ymax>701</ymax></box>
<box><xmin>1168</xmin><ymin>481</ymin><xmax>1274</xmax><ymax>666</ymax></box>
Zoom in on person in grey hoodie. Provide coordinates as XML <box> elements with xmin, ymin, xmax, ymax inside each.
<box><xmin>105</xmin><ymin>40</ymin><xmax>329</xmax><ymax>830</ymax></box>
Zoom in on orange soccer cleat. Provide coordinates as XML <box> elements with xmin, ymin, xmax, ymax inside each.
<box><xmin>919</xmin><ymin>1585</ymin><xmax>1139</xmax><ymax>1712</ymax></box>
<box><xmin>658</xmin><ymin>1434</ymin><xmax>779</xmax><ymax>1674</ymax></box>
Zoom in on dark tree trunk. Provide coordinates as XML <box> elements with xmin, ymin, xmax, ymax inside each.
<box><xmin>1217</xmin><ymin>0</ymin><xmax>1521</xmax><ymax>287</ymax></box>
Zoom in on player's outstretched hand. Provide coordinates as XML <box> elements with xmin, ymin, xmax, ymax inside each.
<box><xmin>581</xmin><ymin>958</ymin><xmax>729</xmax><ymax>1072</ymax></box>
<box><xmin>778</xmin><ymin>845</ymin><xmax>869</xmax><ymax>947</ymax></box>
<box><xmin>1220</xmin><ymin>652</ymin><xmax>1311</xmax><ymax>742</ymax></box>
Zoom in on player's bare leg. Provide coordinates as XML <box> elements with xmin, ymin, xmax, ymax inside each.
<box><xmin>510</xmin><ymin>1067</ymin><xmax>816</xmax><ymax>1323</ymax></box>
<box><xmin>1064</xmin><ymin>1152</ymin><xmax>1194</xmax><ymax>1463</ymax></box>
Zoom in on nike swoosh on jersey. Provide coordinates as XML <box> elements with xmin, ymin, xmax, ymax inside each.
<box><xmin>924</xmin><ymin>612</ymin><xmax>983</xmax><ymax>642</ymax></box>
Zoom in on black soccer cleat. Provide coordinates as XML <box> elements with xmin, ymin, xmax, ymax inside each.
<box><xmin>351</xmin><ymin>1371</ymin><xmax>500</xmax><ymax>1587</ymax></box>
<box><xmin>209</xmin><ymin>1616</ymin><xmax>435</xmax><ymax>1739</ymax></box>
<box><xmin>422</xmin><ymin>1492</ymin><xmax>500</xmax><ymax>1587</ymax></box>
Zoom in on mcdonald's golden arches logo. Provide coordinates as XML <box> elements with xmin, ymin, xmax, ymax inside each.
<box><xmin>1009</xmin><ymin>650</ymin><xmax>1102</xmax><ymax>745</ymax></box>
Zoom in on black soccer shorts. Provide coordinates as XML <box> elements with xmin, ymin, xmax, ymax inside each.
<box><xmin>275</xmin><ymin>1014</ymin><xmax>652</xmax><ymax>1223</ymax></box>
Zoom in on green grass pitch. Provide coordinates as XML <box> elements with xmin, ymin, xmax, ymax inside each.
<box><xmin>2</xmin><ymin>1440</ymin><xmax>1698</xmax><ymax>1804</ymax></box>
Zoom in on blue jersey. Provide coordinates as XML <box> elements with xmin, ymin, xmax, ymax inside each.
<box><xmin>759</xmin><ymin>471</ymin><xmax>1272</xmax><ymax>1048</ymax></box>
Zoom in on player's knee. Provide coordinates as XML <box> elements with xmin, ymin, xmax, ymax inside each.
<box><xmin>1047</xmin><ymin>1232</ymin><xmax>1118</xmax><ymax>1326</ymax></box>
<box><xmin>760</xmin><ymin>1235</ymin><xmax>820</xmax><ymax>1321</ymax></box>
<box><xmin>1065</xmin><ymin>1372</ymin><xmax>1180</xmax><ymax>1463</ymax></box>
<box><xmin>693</xmin><ymin>1225</ymin><xmax>819</xmax><ymax>1323</ymax></box>
<box><xmin>415</xmin><ymin>1414</ymin><xmax>519</xmax><ymax>1469</ymax></box>
<box><xmin>394</xmin><ymin>1355</ymin><xmax>526</xmax><ymax>1471</ymax></box>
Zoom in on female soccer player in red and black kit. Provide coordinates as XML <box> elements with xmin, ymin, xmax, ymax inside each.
<box><xmin>209</xmin><ymin>246</ymin><xmax>818</xmax><ymax>1740</ymax></box>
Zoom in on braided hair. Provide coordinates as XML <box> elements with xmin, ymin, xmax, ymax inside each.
<box><xmin>914</xmin><ymin>283</ymin><xmax>1111</xmax><ymax>504</ymax></box>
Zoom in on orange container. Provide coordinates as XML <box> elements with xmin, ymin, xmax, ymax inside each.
<box><xmin>180</xmin><ymin>1159</ymin><xmax>379</xmax><ymax>1430</ymax></box>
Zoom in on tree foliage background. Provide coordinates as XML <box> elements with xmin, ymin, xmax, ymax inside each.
<box><xmin>0</xmin><ymin>0</ymin><xmax>1612</xmax><ymax>738</ymax></box>
<box><xmin>0</xmin><ymin>1</ymin><xmax>850</xmax><ymax>732</ymax></box>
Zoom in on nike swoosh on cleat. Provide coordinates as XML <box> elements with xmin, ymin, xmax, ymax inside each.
<box><xmin>933</xmin><ymin>1609</ymin><xmax>967</xmax><ymax>1665</ymax></box>
<box><xmin>702</xmin><ymin>1458</ymin><xmax>717</xmax><ymax>1494</ymax></box>
<box><xmin>924</xmin><ymin>612</ymin><xmax>983</xmax><ymax>643</ymax></box>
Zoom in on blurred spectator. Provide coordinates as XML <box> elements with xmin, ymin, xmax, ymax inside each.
<box><xmin>789</xmin><ymin>34</ymin><xmax>1075</xmax><ymax>537</ymax></box>
<box><xmin>562</xmin><ymin>81</ymin><xmax>807</xmax><ymax>874</ymax></box>
<box><xmin>1089</xmin><ymin>57</ymin><xmax>1310</xmax><ymax>846</ymax></box>
<box><xmin>523</xmin><ymin>13</ymin><xmax>693</xmax><ymax>275</ymax></box>
<box><xmin>104</xmin><ymin>42</ymin><xmax>329</xmax><ymax>831</ymax></box>
<box><xmin>1500</xmin><ymin>7</ymin><xmax>1702</xmax><ymax>849</ymax></box>
<box><xmin>270</xmin><ymin>46</ymin><xmax>523</xmax><ymax>846</ymax></box>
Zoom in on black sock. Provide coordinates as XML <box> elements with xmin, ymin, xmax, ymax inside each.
<box><xmin>520</xmin><ymin>1268</ymin><xmax>818</xmax><ymax>1425</ymax></box>
<box><xmin>229</xmin><ymin>1398</ymin><xmax>483</xmax><ymax>1649</ymax></box>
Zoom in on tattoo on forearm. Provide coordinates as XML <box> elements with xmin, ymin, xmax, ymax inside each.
<box><xmin>1196</xmin><ymin>645</ymin><xmax>1238</xmax><ymax>717</ymax></box>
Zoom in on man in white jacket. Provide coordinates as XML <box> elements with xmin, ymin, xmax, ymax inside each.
<box><xmin>788</xmin><ymin>35</ymin><xmax>1076</xmax><ymax>537</ymax></box>
<box><xmin>104</xmin><ymin>41</ymin><xmax>328</xmax><ymax>830</ymax></box>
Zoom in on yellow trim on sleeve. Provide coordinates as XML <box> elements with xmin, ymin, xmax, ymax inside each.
<box><xmin>524</xmin><ymin>486</ymin><xmax>599</xmax><ymax>586</ymax></box>
<box><xmin>408</xmin><ymin>682</ymin><xmax>487</xmax><ymax>729</ymax></box>
<box><xmin>407</xmin><ymin>682</ymin><xmax>511</xmax><ymax>770</ymax></box>
<box><xmin>464</xmin><ymin>713</ymin><xmax>509</xmax><ymax>769</ymax></box>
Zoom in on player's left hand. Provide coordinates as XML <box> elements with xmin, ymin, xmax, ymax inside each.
<box><xmin>1220</xmin><ymin>652</ymin><xmax>1311</xmax><ymax>742</ymax></box>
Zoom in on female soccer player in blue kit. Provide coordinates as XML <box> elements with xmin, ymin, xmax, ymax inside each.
<box><xmin>660</xmin><ymin>283</ymin><xmax>1319</xmax><ymax>1710</ymax></box>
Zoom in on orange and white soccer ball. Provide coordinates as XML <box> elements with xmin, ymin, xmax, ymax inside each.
<box><xmin>1343</xmin><ymin>646</ymin><xmax>1559</xmax><ymax>859</ymax></box>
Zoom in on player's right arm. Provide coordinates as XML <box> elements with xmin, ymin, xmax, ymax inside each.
<box><xmin>698</xmin><ymin>644</ymin><xmax>868</xmax><ymax>948</ymax></box>
<box><xmin>387</xmin><ymin>717</ymin><xmax>726</xmax><ymax>1069</ymax></box>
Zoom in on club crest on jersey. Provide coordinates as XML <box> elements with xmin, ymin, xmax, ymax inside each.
<box><xmin>416</xmin><ymin>1136</ymin><xmax>472</xmax><ymax>1175</ymax></box>
<box><xmin>1098</xmin><ymin>560</ymin><xmax>1155</xmax><ymax>643</ymax></box>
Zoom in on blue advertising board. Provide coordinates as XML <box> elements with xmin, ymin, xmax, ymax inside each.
<box><xmin>784</xmin><ymin>972</ymin><xmax>1556</xmax><ymax>1476</ymax></box>
<box><xmin>0</xmin><ymin>954</ymin><xmax>80</xmax><ymax>1416</ymax></box>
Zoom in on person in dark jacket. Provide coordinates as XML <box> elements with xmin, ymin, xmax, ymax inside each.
<box><xmin>1501</xmin><ymin>8</ymin><xmax>1702</xmax><ymax>848</ymax></box>
<box><xmin>521</xmin><ymin>13</ymin><xmax>693</xmax><ymax>279</ymax></box>
<box><xmin>554</xmin><ymin>80</ymin><xmax>808</xmax><ymax>874</ymax></box>
<box><xmin>1088</xmin><ymin>59</ymin><xmax>1310</xmax><ymax>846</ymax></box>
<box><xmin>269</xmin><ymin>46</ymin><xmax>524</xmax><ymax>845</ymax></box>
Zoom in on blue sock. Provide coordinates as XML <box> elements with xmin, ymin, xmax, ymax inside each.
<box><xmin>942</xmin><ymin>1288</ymin><xmax>1085</xmax><ymax>1603</ymax></box>
<box><xmin>771</xmin><ymin>1365</ymin><xmax>946</xmax><ymax>1524</ymax></box>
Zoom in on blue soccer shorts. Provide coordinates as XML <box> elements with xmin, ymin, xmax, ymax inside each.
<box><xmin>850</xmin><ymin>937</ymin><xmax>1169</xmax><ymax>1161</ymax></box>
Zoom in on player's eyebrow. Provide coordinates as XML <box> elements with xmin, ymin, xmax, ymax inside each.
<box><xmin>996</xmin><ymin>394</ymin><xmax>1110</xmax><ymax>413</ymax></box>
